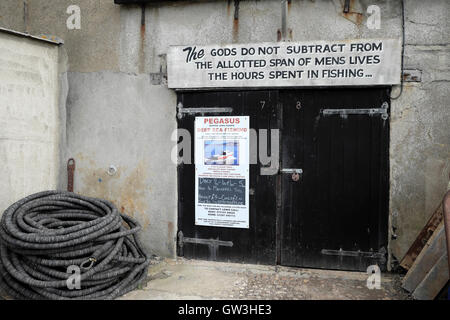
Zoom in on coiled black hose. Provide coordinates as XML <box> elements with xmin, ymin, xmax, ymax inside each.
<box><xmin>0</xmin><ymin>190</ymin><xmax>150</xmax><ymax>300</ymax></box>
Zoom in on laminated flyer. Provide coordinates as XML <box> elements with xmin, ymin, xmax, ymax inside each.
<box><xmin>194</xmin><ymin>116</ymin><xmax>250</xmax><ymax>228</ymax></box>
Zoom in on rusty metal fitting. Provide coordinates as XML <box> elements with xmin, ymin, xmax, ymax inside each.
<box><xmin>67</xmin><ymin>158</ymin><xmax>75</xmax><ymax>192</ymax></box>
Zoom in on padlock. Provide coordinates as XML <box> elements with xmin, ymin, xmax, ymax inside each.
<box><xmin>292</xmin><ymin>172</ymin><xmax>300</xmax><ymax>181</ymax></box>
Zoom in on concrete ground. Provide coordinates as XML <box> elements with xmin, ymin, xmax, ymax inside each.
<box><xmin>120</xmin><ymin>258</ymin><xmax>410</xmax><ymax>300</ymax></box>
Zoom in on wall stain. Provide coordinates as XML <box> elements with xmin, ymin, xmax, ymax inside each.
<box><xmin>232</xmin><ymin>0</ymin><xmax>239</xmax><ymax>43</ymax></box>
<box><xmin>77</xmin><ymin>155</ymin><xmax>151</xmax><ymax>230</ymax></box>
<box><xmin>138</xmin><ymin>4</ymin><xmax>146</xmax><ymax>74</ymax></box>
<box><xmin>168</xmin><ymin>221</ymin><xmax>174</xmax><ymax>243</ymax></box>
<box><xmin>117</xmin><ymin>160</ymin><xmax>151</xmax><ymax>229</ymax></box>
<box><xmin>167</xmin><ymin>221</ymin><xmax>175</xmax><ymax>255</ymax></box>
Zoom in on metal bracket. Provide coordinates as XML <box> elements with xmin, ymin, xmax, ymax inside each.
<box><xmin>177</xmin><ymin>231</ymin><xmax>233</xmax><ymax>261</ymax></box>
<box><xmin>150</xmin><ymin>54</ymin><xmax>167</xmax><ymax>85</ymax></box>
<box><xmin>280</xmin><ymin>168</ymin><xmax>303</xmax><ymax>174</ymax></box>
<box><xmin>177</xmin><ymin>102</ymin><xmax>233</xmax><ymax>119</ymax></box>
<box><xmin>402</xmin><ymin>69</ymin><xmax>422</xmax><ymax>82</ymax></box>
<box><xmin>321</xmin><ymin>102</ymin><xmax>389</xmax><ymax>120</ymax></box>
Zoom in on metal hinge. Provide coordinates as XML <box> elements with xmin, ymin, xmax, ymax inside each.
<box><xmin>177</xmin><ymin>231</ymin><xmax>233</xmax><ymax>261</ymax></box>
<box><xmin>177</xmin><ymin>102</ymin><xmax>233</xmax><ymax>119</ymax></box>
<box><xmin>321</xmin><ymin>247</ymin><xmax>387</xmax><ymax>264</ymax></box>
<box><xmin>321</xmin><ymin>102</ymin><xmax>389</xmax><ymax>120</ymax></box>
<box><xmin>402</xmin><ymin>69</ymin><xmax>422</xmax><ymax>82</ymax></box>
<box><xmin>280</xmin><ymin>168</ymin><xmax>303</xmax><ymax>174</ymax></box>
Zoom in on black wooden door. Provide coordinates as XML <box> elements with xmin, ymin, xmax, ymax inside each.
<box><xmin>177</xmin><ymin>88</ymin><xmax>390</xmax><ymax>271</ymax></box>
<box><xmin>177</xmin><ymin>90</ymin><xmax>278</xmax><ymax>264</ymax></box>
<box><xmin>279</xmin><ymin>88</ymin><xmax>390</xmax><ymax>271</ymax></box>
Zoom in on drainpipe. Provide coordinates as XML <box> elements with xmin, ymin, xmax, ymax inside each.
<box><xmin>443</xmin><ymin>189</ymin><xmax>450</xmax><ymax>277</ymax></box>
<box><xmin>281</xmin><ymin>0</ymin><xmax>287</xmax><ymax>41</ymax></box>
<box><xmin>23</xmin><ymin>0</ymin><xmax>28</xmax><ymax>33</ymax></box>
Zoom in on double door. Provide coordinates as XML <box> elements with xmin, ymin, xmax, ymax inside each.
<box><xmin>176</xmin><ymin>88</ymin><xmax>390</xmax><ymax>271</ymax></box>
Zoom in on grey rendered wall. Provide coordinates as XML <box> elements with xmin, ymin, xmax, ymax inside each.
<box><xmin>388</xmin><ymin>0</ymin><xmax>450</xmax><ymax>267</ymax></box>
<box><xmin>0</xmin><ymin>0</ymin><xmax>448</xmax><ymax>265</ymax></box>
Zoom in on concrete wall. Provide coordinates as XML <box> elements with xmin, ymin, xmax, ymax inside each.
<box><xmin>388</xmin><ymin>0</ymin><xmax>450</xmax><ymax>266</ymax></box>
<box><xmin>0</xmin><ymin>0</ymin><xmax>448</xmax><ymax>265</ymax></box>
<box><xmin>64</xmin><ymin>72</ymin><xmax>177</xmax><ymax>257</ymax></box>
<box><xmin>0</xmin><ymin>31</ymin><xmax>60</xmax><ymax>214</ymax></box>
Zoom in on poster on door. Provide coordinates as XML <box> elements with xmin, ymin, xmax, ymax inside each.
<box><xmin>194</xmin><ymin>116</ymin><xmax>249</xmax><ymax>228</ymax></box>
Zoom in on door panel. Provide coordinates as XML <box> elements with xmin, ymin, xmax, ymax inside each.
<box><xmin>177</xmin><ymin>90</ymin><xmax>278</xmax><ymax>264</ymax></box>
<box><xmin>279</xmin><ymin>88</ymin><xmax>390</xmax><ymax>271</ymax></box>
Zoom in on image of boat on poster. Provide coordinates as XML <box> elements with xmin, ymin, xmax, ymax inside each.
<box><xmin>204</xmin><ymin>140</ymin><xmax>239</xmax><ymax>165</ymax></box>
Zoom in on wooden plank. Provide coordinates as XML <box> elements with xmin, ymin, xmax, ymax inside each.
<box><xmin>402</xmin><ymin>222</ymin><xmax>446</xmax><ymax>292</ymax></box>
<box><xmin>413</xmin><ymin>253</ymin><xmax>449</xmax><ymax>300</ymax></box>
<box><xmin>400</xmin><ymin>202</ymin><xmax>444</xmax><ymax>270</ymax></box>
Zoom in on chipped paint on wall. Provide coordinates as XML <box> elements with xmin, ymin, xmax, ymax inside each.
<box><xmin>77</xmin><ymin>154</ymin><xmax>151</xmax><ymax>230</ymax></box>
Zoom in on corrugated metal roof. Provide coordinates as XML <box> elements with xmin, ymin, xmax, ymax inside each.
<box><xmin>0</xmin><ymin>27</ymin><xmax>64</xmax><ymax>45</ymax></box>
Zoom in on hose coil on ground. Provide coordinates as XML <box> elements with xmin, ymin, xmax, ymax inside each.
<box><xmin>0</xmin><ymin>190</ymin><xmax>150</xmax><ymax>300</ymax></box>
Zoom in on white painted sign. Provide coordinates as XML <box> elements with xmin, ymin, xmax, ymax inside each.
<box><xmin>168</xmin><ymin>39</ymin><xmax>401</xmax><ymax>88</ymax></box>
<box><xmin>194</xmin><ymin>116</ymin><xmax>250</xmax><ymax>229</ymax></box>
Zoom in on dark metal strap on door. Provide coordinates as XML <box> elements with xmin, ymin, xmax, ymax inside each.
<box><xmin>177</xmin><ymin>102</ymin><xmax>233</xmax><ymax>119</ymax></box>
<box><xmin>443</xmin><ymin>190</ymin><xmax>450</xmax><ymax>277</ymax></box>
<box><xmin>67</xmin><ymin>158</ymin><xmax>75</xmax><ymax>192</ymax></box>
<box><xmin>280</xmin><ymin>168</ymin><xmax>303</xmax><ymax>174</ymax></box>
<box><xmin>321</xmin><ymin>247</ymin><xmax>386</xmax><ymax>264</ymax></box>
<box><xmin>321</xmin><ymin>101</ymin><xmax>389</xmax><ymax>120</ymax></box>
<box><xmin>177</xmin><ymin>231</ymin><xmax>233</xmax><ymax>261</ymax></box>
